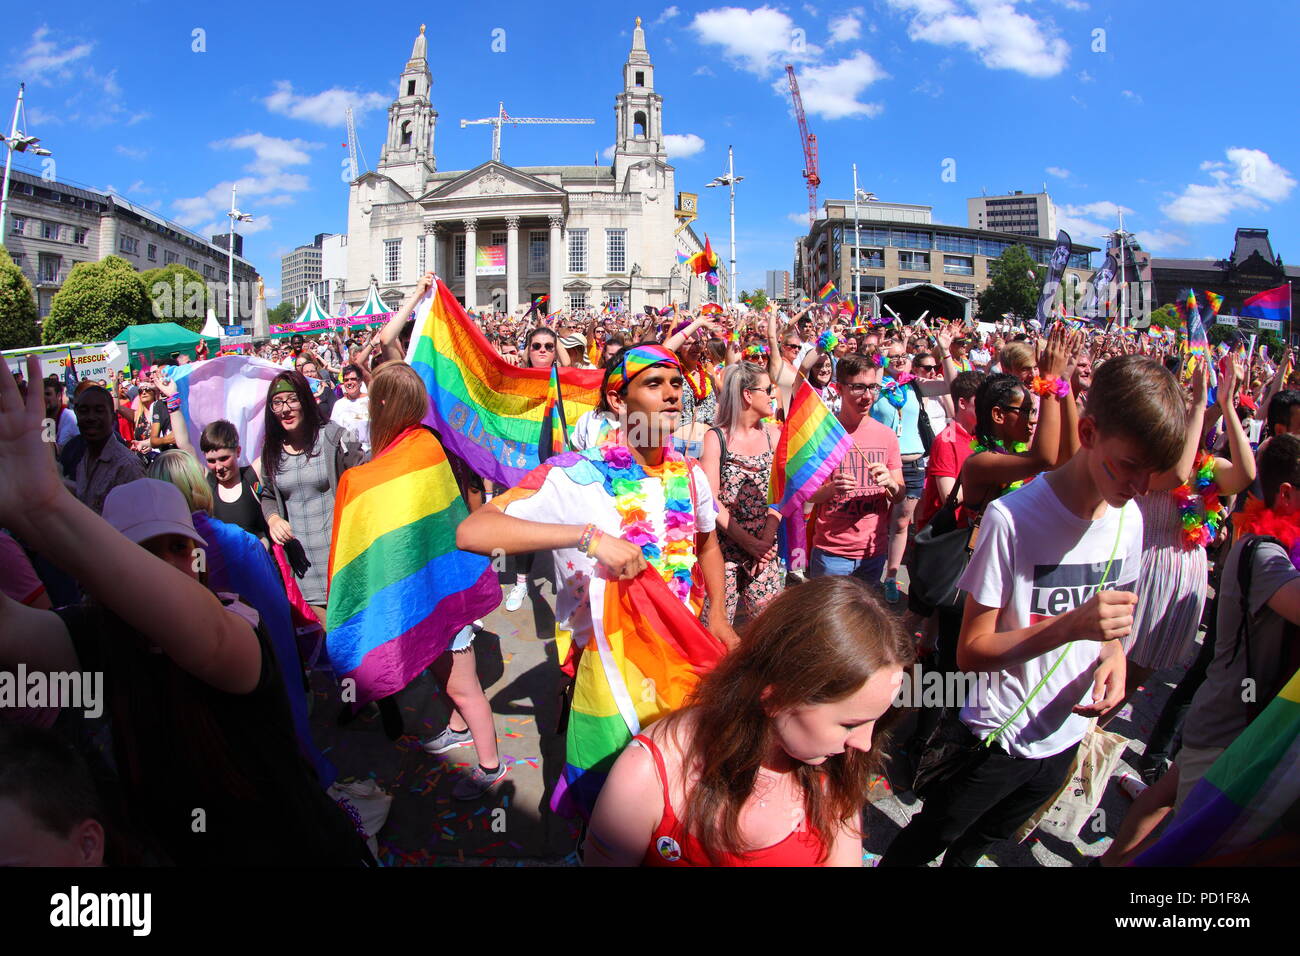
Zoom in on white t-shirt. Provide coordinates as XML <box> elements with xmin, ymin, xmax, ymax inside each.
<box><xmin>956</xmin><ymin>475</ymin><xmax>1143</xmax><ymax>758</ymax></box>
<box><xmin>569</xmin><ymin>409</ymin><xmax>618</xmax><ymax>451</ymax></box>
<box><xmin>493</xmin><ymin>448</ymin><xmax>718</xmax><ymax>647</ymax></box>
<box><xmin>55</xmin><ymin>407</ymin><xmax>80</xmax><ymax>449</ymax></box>
<box><xmin>331</xmin><ymin>395</ymin><xmax>371</xmax><ymax>452</ymax></box>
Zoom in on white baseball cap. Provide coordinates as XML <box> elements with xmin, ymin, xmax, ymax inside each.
<box><xmin>102</xmin><ymin>479</ymin><xmax>208</xmax><ymax>548</ymax></box>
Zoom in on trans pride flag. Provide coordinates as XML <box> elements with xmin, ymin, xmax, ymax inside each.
<box><xmin>555</xmin><ymin>570</ymin><xmax>726</xmax><ymax>818</ymax></box>
<box><xmin>408</xmin><ymin>278</ymin><xmax>603</xmax><ymax>487</ymax></box>
<box><xmin>1134</xmin><ymin>666</ymin><xmax>1300</xmax><ymax>865</ymax></box>
<box><xmin>325</xmin><ymin>427</ymin><xmax>500</xmax><ymax>705</ymax></box>
<box><xmin>167</xmin><ymin>354</ymin><xmax>286</xmax><ymax>467</ymax></box>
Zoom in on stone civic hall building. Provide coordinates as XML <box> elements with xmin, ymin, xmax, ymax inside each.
<box><xmin>343</xmin><ymin>21</ymin><xmax>720</xmax><ymax>316</ymax></box>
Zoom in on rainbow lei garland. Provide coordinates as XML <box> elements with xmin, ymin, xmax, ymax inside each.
<box><xmin>817</xmin><ymin>330</ymin><xmax>839</xmax><ymax>352</ymax></box>
<box><xmin>1173</xmin><ymin>451</ymin><xmax>1225</xmax><ymax>550</ymax></box>
<box><xmin>970</xmin><ymin>438</ymin><xmax>1030</xmax><ymax>493</ymax></box>
<box><xmin>597</xmin><ymin>444</ymin><xmax>696</xmax><ymax>601</ymax></box>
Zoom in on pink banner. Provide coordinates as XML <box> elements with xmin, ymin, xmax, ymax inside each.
<box><xmin>270</xmin><ymin>313</ymin><xmax>393</xmax><ymax>335</ymax></box>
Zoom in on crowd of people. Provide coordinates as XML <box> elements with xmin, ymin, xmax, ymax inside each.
<box><xmin>2</xmin><ymin>272</ymin><xmax>1297</xmax><ymax>867</ymax></box>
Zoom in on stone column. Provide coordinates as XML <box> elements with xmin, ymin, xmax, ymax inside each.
<box><xmin>462</xmin><ymin>218</ymin><xmax>478</xmax><ymax>309</ymax></box>
<box><xmin>548</xmin><ymin>215</ymin><xmax>564</xmax><ymax>312</ymax></box>
<box><xmin>505</xmin><ymin>215</ymin><xmax>520</xmax><ymax>316</ymax></box>
<box><xmin>424</xmin><ymin>220</ymin><xmax>441</xmax><ymax>277</ymax></box>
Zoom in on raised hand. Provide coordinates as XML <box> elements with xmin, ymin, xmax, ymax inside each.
<box><xmin>0</xmin><ymin>356</ymin><xmax>66</xmax><ymax>530</ymax></box>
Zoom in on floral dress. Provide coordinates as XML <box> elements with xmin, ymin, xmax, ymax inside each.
<box><xmin>703</xmin><ymin>427</ymin><xmax>784</xmax><ymax>626</ymax></box>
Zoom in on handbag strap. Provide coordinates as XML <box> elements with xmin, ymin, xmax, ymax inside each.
<box><xmin>984</xmin><ymin>504</ymin><xmax>1126</xmax><ymax>748</ymax></box>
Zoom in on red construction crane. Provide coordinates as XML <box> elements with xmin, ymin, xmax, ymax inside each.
<box><xmin>785</xmin><ymin>64</ymin><xmax>820</xmax><ymax>226</ymax></box>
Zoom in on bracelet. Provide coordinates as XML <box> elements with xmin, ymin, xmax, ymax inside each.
<box><xmin>166</xmin><ymin>395</ymin><xmax>182</xmax><ymax>411</ymax></box>
<box><xmin>585</xmin><ymin>529</ymin><xmax>604</xmax><ymax>557</ymax></box>
<box><xmin>577</xmin><ymin>523</ymin><xmax>597</xmax><ymax>555</ymax></box>
<box><xmin>1030</xmin><ymin>376</ymin><xmax>1070</xmax><ymax>398</ymax></box>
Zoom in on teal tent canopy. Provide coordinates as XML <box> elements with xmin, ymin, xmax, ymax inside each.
<box><xmin>113</xmin><ymin>322</ymin><xmax>220</xmax><ymax>366</ymax></box>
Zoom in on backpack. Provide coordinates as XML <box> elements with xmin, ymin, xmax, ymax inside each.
<box><xmin>1232</xmin><ymin>536</ymin><xmax>1300</xmax><ymax>724</ymax></box>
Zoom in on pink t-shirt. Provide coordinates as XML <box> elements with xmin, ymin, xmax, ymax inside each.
<box><xmin>812</xmin><ymin>415</ymin><xmax>902</xmax><ymax>559</ymax></box>
<box><xmin>0</xmin><ymin>531</ymin><xmax>45</xmax><ymax>606</ymax></box>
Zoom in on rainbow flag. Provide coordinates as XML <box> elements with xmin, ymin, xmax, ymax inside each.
<box><xmin>325</xmin><ymin>427</ymin><xmax>501</xmax><ymax>705</ymax></box>
<box><xmin>838</xmin><ymin>299</ymin><xmax>858</xmax><ymax>318</ymax></box>
<box><xmin>408</xmin><ymin>278</ymin><xmax>603</xmax><ymax>486</ymax></box>
<box><xmin>537</xmin><ymin>363</ymin><xmax>569</xmax><ymax>460</ymax></box>
<box><xmin>769</xmin><ymin>379</ymin><xmax>853</xmax><ymax>519</ymax></box>
<box><xmin>1241</xmin><ymin>283</ymin><xmax>1292</xmax><ymax>324</ymax></box>
<box><xmin>1134</xmin><ymin>666</ymin><xmax>1300</xmax><ymax>865</ymax></box>
<box><xmin>554</xmin><ymin>570</ymin><xmax>726</xmax><ymax>818</ymax></box>
<box><xmin>686</xmin><ymin>236</ymin><xmax>720</xmax><ymax>286</ymax></box>
<box><xmin>817</xmin><ymin>280</ymin><xmax>837</xmax><ymax>302</ymax></box>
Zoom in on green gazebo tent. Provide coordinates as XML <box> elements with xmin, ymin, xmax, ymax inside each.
<box><xmin>113</xmin><ymin>322</ymin><xmax>220</xmax><ymax>366</ymax></box>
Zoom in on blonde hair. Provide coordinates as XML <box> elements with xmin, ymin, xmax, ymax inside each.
<box><xmin>148</xmin><ymin>449</ymin><xmax>214</xmax><ymax>514</ymax></box>
<box><xmin>999</xmin><ymin>341</ymin><xmax>1035</xmax><ymax>374</ymax></box>
<box><xmin>369</xmin><ymin>362</ymin><xmax>430</xmax><ymax>455</ymax></box>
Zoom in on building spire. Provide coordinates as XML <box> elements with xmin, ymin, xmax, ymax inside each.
<box><xmin>410</xmin><ymin>24</ymin><xmax>427</xmax><ymax>63</ymax></box>
<box><xmin>629</xmin><ymin>16</ymin><xmax>650</xmax><ymax>63</ymax></box>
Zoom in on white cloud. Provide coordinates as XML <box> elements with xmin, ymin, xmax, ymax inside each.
<box><xmin>774</xmin><ymin>50</ymin><xmax>887</xmax><ymax>120</ymax></box>
<box><xmin>693</xmin><ymin>65</ymin><xmax>715</xmax><ymax>77</ymax></box>
<box><xmin>803</xmin><ymin>4</ymin><xmax>821</xmax><ymax>16</ymax></box>
<box><xmin>1046</xmin><ymin>166</ymin><xmax>1070</xmax><ymax>179</ymax></box>
<box><xmin>664</xmin><ymin>133</ymin><xmax>706</xmax><ymax>158</ymax></box>
<box><xmin>263</xmin><ymin>81</ymin><xmax>388</xmax><ymax>127</ymax></box>
<box><xmin>1162</xmin><ymin>147</ymin><xmax>1297</xmax><ymax>224</ymax></box>
<box><xmin>1132</xmin><ymin>230</ymin><xmax>1187</xmax><ymax>253</ymax></box>
<box><xmin>1120</xmin><ymin>89</ymin><xmax>1142</xmax><ymax>104</ymax></box>
<box><xmin>127</xmin><ymin>180</ymin><xmax>150</xmax><ymax>194</ymax></box>
<box><xmin>788</xmin><ymin>211</ymin><xmax>813</xmax><ymax>225</ymax></box>
<box><xmin>1056</xmin><ymin>200</ymin><xmax>1133</xmax><ymax>241</ymax></box>
<box><xmin>601</xmin><ymin>144</ymin><xmax>617</xmax><ymax>161</ymax></box>
<box><xmin>172</xmin><ymin>133</ymin><xmax>322</xmax><ymax>227</ymax></box>
<box><xmin>116</xmin><ymin>144</ymin><xmax>148</xmax><ymax>160</ymax></box>
<box><xmin>1054</xmin><ymin>0</ymin><xmax>1088</xmax><ymax>10</ymax></box>
<box><xmin>12</xmin><ymin>26</ymin><xmax>93</xmax><ymax>81</ymax></box>
<box><xmin>1077</xmin><ymin>69</ymin><xmax>1093</xmax><ymax>83</ymax></box>
<box><xmin>690</xmin><ymin>6</ymin><xmax>818</xmax><ymax>75</ymax></box>
<box><xmin>913</xmin><ymin>78</ymin><xmax>944</xmax><ymax>97</ymax></box>
<box><xmin>829</xmin><ymin>9</ymin><xmax>864</xmax><ymax>43</ymax></box>
<box><xmin>199</xmin><ymin>217</ymin><xmax>275</xmax><ymax>238</ymax></box>
<box><xmin>654</xmin><ymin>6</ymin><xmax>681</xmax><ymax>25</ymax></box>
<box><xmin>885</xmin><ymin>0</ymin><xmax>1070</xmax><ymax>77</ymax></box>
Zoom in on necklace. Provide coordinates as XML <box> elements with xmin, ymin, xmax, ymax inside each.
<box><xmin>683</xmin><ymin>363</ymin><xmax>712</xmax><ymax>403</ymax></box>
<box><xmin>970</xmin><ymin>437</ymin><xmax>1030</xmax><ymax>493</ymax></box>
<box><xmin>1233</xmin><ymin>496</ymin><xmax>1300</xmax><ymax>558</ymax></box>
<box><xmin>1173</xmin><ymin>451</ymin><xmax>1225</xmax><ymax>550</ymax></box>
<box><xmin>596</xmin><ymin>444</ymin><xmax>697</xmax><ymax>601</ymax></box>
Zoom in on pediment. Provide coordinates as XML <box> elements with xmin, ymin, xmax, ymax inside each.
<box><xmin>419</xmin><ymin>161</ymin><xmax>565</xmax><ymax>202</ymax></box>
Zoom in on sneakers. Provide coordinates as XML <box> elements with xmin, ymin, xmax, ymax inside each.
<box><xmin>883</xmin><ymin>578</ymin><xmax>901</xmax><ymax>604</ymax></box>
<box><xmin>453</xmin><ymin>763</ymin><xmax>508</xmax><ymax>800</ymax></box>
<box><xmin>504</xmin><ymin>581</ymin><xmax>528</xmax><ymax>612</ymax></box>
<box><xmin>421</xmin><ymin>726</ymin><xmax>472</xmax><ymax>754</ymax></box>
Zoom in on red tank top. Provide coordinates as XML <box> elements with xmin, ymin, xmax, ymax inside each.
<box><xmin>634</xmin><ymin>734</ymin><xmax>827</xmax><ymax>867</ymax></box>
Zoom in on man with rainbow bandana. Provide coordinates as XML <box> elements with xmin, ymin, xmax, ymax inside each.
<box><xmin>457</xmin><ymin>344</ymin><xmax>739</xmax><ymax>666</ymax></box>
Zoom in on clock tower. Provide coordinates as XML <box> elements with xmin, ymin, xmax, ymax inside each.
<box><xmin>612</xmin><ymin>17</ymin><xmax>667</xmax><ymax>186</ymax></box>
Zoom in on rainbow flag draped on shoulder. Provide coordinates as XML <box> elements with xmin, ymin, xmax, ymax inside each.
<box><xmin>325</xmin><ymin>426</ymin><xmax>500</xmax><ymax>705</ymax></box>
<box><xmin>1134</xmin><ymin>666</ymin><xmax>1300</xmax><ymax>865</ymax></box>
<box><xmin>555</xmin><ymin>570</ymin><xmax>726</xmax><ymax>818</ymax></box>
<box><xmin>408</xmin><ymin>278</ymin><xmax>603</xmax><ymax>486</ymax></box>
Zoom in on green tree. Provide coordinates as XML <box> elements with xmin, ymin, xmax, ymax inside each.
<box><xmin>268</xmin><ymin>301</ymin><xmax>297</xmax><ymax>325</ymax></box>
<box><xmin>976</xmin><ymin>244</ymin><xmax>1041</xmax><ymax>322</ymax></box>
<box><xmin>0</xmin><ymin>247</ymin><xmax>40</xmax><ymax>350</ymax></box>
<box><xmin>747</xmin><ymin>289</ymin><xmax>769</xmax><ymax>312</ymax></box>
<box><xmin>42</xmin><ymin>255</ymin><xmax>151</xmax><ymax>346</ymax></box>
<box><xmin>1148</xmin><ymin>303</ymin><xmax>1180</xmax><ymax>331</ymax></box>
<box><xmin>141</xmin><ymin>263</ymin><xmax>208</xmax><ymax>332</ymax></box>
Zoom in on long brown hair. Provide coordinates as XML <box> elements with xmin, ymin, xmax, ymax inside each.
<box><xmin>368</xmin><ymin>362</ymin><xmax>429</xmax><ymax>455</ymax></box>
<box><xmin>261</xmin><ymin>370</ymin><xmax>322</xmax><ymax>482</ymax></box>
<box><xmin>673</xmin><ymin>576</ymin><xmax>913</xmax><ymax>864</ymax></box>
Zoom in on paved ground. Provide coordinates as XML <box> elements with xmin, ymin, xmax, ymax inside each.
<box><xmin>311</xmin><ymin>568</ymin><xmax>1189</xmax><ymax>867</ymax></box>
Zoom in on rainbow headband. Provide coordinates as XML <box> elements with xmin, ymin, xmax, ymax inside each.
<box><xmin>604</xmin><ymin>344</ymin><xmax>681</xmax><ymax>394</ymax></box>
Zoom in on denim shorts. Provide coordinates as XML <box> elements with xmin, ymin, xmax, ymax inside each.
<box><xmin>673</xmin><ymin>436</ymin><xmax>703</xmax><ymax>459</ymax></box>
<box><xmin>808</xmin><ymin>548</ymin><xmax>887</xmax><ymax>584</ymax></box>
<box><xmin>902</xmin><ymin>458</ymin><xmax>926</xmax><ymax>499</ymax></box>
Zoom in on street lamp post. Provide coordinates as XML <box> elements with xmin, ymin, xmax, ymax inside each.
<box><xmin>1</xmin><ymin>83</ymin><xmax>53</xmax><ymax>247</ymax></box>
<box><xmin>852</xmin><ymin>175</ymin><xmax>878</xmax><ymax>314</ymax></box>
<box><xmin>226</xmin><ymin>184</ymin><xmax>253</xmax><ymax>327</ymax></box>
<box><xmin>706</xmin><ymin>146</ymin><xmax>744</xmax><ymax>308</ymax></box>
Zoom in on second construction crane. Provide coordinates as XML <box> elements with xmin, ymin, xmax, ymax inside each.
<box><xmin>460</xmin><ymin>102</ymin><xmax>594</xmax><ymax>163</ymax></box>
<box><xmin>785</xmin><ymin>65</ymin><xmax>820</xmax><ymax>227</ymax></box>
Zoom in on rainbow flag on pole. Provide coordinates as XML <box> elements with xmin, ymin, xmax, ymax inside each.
<box><xmin>408</xmin><ymin>278</ymin><xmax>603</xmax><ymax>487</ymax></box>
<box><xmin>325</xmin><ymin>426</ymin><xmax>501</xmax><ymax>705</ymax></box>
<box><xmin>1241</xmin><ymin>283</ymin><xmax>1292</xmax><ymax>324</ymax></box>
<box><xmin>1134</xmin><ymin>666</ymin><xmax>1300</xmax><ymax>865</ymax></box>
<box><xmin>817</xmin><ymin>280</ymin><xmax>837</xmax><ymax>302</ymax></box>
<box><xmin>537</xmin><ymin>363</ymin><xmax>569</xmax><ymax>460</ymax></box>
<box><xmin>769</xmin><ymin>379</ymin><xmax>853</xmax><ymax>519</ymax></box>
<box><xmin>555</xmin><ymin>570</ymin><xmax>726</xmax><ymax>817</ymax></box>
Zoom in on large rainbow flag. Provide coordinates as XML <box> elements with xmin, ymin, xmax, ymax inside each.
<box><xmin>1134</xmin><ymin>666</ymin><xmax>1300</xmax><ymax>865</ymax></box>
<box><xmin>555</xmin><ymin>570</ymin><xmax>726</xmax><ymax>818</ymax></box>
<box><xmin>769</xmin><ymin>378</ymin><xmax>853</xmax><ymax>519</ymax></box>
<box><xmin>325</xmin><ymin>426</ymin><xmax>501</xmax><ymax>705</ymax></box>
<box><xmin>408</xmin><ymin>278</ymin><xmax>603</xmax><ymax>487</ymax></box>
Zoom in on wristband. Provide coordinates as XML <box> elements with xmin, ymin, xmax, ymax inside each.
<box><xmin>585</xmin><ymin>528</ymin><xmax>604</xmax><ymax>557</ymax></box>
<box><xmin>577</xmin><ymin>523</ymin><xmax>598</xmax><ymax>555</ymax></box>
<box><xmin>166</xmin><ymin>395</ymin><xmax>182</xmax><ymax>411</ymax></box>
<box><xmin>1030</xmin><ymin>376</ymin><xmax>1070</xmax><ymax>398</ymax></box>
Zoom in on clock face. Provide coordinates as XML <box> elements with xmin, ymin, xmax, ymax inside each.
<box><xmin>679</xmin><ymin>193</ymin><xmax>696</xmax><ymax>211</ymax></box>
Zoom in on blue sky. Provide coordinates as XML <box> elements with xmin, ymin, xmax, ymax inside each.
<box><xmin>7</xmin><ymin>1</ymin><xmax>1298</xmax><ymax>303</ymax></box>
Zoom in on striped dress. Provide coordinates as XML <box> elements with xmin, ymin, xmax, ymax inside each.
<box><xmin>1127</xmin><ymin>490</ymin><xmax>1210</xmax><ymax>671</ymax></box>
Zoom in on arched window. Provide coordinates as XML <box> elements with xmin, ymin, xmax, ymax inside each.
<box><xmin>633</xmin><ymin>112</ymin><xmax>647</xmax><ymax>138</ymax></box>
<box><xmin>400</xmin><ymin>122</ymin><xmax>412</xmax><ymax>146</ymax></box>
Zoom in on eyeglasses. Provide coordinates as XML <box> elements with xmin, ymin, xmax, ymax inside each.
<box><xmin>844</xmin><ymin>383</ymin><xmax>882</xmax><ymax>396</ymax></box>
<box><xmin>530</xmin><ymin>342</ymin><xmax>555</xmax><ymax>351</ymax></box>
<box><xmin>270</xmin><ymin>396</ymin><xmax>302</xmax><ymax>411</ymax></box>
<box><xmin>745</xmin><ymin>385</ymin><xmax>775</xmax><ymax>396</ymax></box>
<box><xmin>996</xmin><ymin>402</ymin><xmax>1033</xmax><ymax>417</ymax></box>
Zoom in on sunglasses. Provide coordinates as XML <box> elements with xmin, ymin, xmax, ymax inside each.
<box><xmin>530</xmin><ymin>342</ymin><xmax>555</xmax><ymax>351</ymax></box>
<box><xmin>917</xmin><ymin>363</ymin><xmax>939</xmax><ymax>371</ymax></box>
<box><xmin>745</xmin><ymin>385</ymin><xmax>775</xmax><ymax>396</ymax></box>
